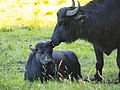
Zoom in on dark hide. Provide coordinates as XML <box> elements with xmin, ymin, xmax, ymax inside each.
<box><xmin>24</xmin><ymin>41</ymin><xmax>82</xmax><ymax>82</ymax></box>
<box><xmin>52</xmin><ymin>50</ymin><xmax>82</xmax><ymax>80</ymax></box>
<box><xmin>24</xmin><ymin>53</ymin><xmax>44</xmax><ymax>82</ymax></box>
<box><xmin>51</xmin><ymin>0</ymin><xmax>120</xmax><ymax>82</ymax></box>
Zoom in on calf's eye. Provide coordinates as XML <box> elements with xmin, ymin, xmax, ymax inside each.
<box><xmin>37</xmin><ymin>52</ymin><xmax>42</xmax><ymax>56</ymax></box>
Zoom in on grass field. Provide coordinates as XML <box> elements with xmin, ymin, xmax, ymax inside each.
<box><xmin>0</xmin><ymin>0</ymin><xmax>120</xmax><ymax>90</ymax></box>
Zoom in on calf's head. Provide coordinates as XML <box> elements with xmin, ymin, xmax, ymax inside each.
<box><xmin>29</xmin><ymin>41</ymin><xmax>53</xmax><ymax>65</ymax></box>
<box><xmin>51</xmin><ymin>0</ymin><xmax>87</xmax><ymax>46</ymax></box>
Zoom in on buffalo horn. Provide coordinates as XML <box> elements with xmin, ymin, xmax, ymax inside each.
<box><xmin>66</xmin><ymin>1</ymin><xmax>80</xmax><ymax>16</ymax></box>
<box><xmin>71</xmin><ymin>0</ymin><xmax>75</xmax><ymax>7</ymax></box>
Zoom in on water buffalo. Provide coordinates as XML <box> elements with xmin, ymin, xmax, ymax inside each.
<box><xmin>24</xmin><ymin>41</ymin><xmax>82</xmax><ymax>82</ymax></box>
<box><xmin>51</xmin><ymin>0</ymin><xmax>120</xmax><ymax>82</ymax></box>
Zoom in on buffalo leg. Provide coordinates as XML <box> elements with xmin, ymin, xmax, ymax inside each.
<box><xmin>116</xmin><ymin>48</ymin><xmax>120</xmax><ymax>82</ymax></box>
<box><xmin>93</xmin><ymin>45</ymin><xmax>104</xmax><ymax>81</ymax></box>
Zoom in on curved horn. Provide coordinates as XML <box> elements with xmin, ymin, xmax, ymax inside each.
<box><xmin>66</xmin><ymin>1</ymin><xmax>80</xmax><ymax>16</ymax></box>
<box><xmin>29</xmin><ymin>45</ymin><xmax>36</xmax><ymax>52</ymax></box>
<box><xmin>71</xmin><ymin>0</ymin><xmax>75</xmax><ymax>7</ymax></box>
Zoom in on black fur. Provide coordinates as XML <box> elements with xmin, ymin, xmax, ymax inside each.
<box><xmin>24</xmin><ymin>53</ymin><xmax>44</xmax><ymax>82</ymax></box>
<box><xmin>24</xmin><ymin>41</ymin><xmax>82</xmax><ymax>82</ymax></box>
<box><xmin>51</xmin><ymin>0</ymin><xmax>120</xmax><ymax>82</ymax></box>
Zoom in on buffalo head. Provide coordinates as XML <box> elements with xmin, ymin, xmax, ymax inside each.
<box><xmin>29</xmin><ymin>41</ymin><xmax>53</xmax><ymax>65</ymax></box>
<box><xmin>51</xmin><ymin>0</ymin><xmax>87</xmax><ymax>46</ymax></box>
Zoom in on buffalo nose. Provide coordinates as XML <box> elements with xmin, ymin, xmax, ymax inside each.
<box><xmin>51</xmin><ymin>39</ymin><xmax>61</xmax><ymax>46</ymax></box>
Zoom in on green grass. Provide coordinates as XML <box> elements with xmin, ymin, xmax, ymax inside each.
<box><xmin>0</xmin><ymin>26</ymin><xmax>120</xmax><ymax>90</ymax></box>
<box><xmin>0</xmin><ymin>0</ymin><xmax>120</xmax><ymax>90</ymax></box>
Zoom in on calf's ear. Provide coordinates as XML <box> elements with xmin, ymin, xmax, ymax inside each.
<box><xmin>74</xmin><ymin>15</ymin><xmax>87</xmax><ymax>22</ymax></box>
<box><xmin>29</xmin><ymin>45</ymin><xmax>36</xmax><ymax>53</ymax></box>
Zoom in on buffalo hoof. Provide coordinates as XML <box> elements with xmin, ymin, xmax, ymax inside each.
<box><xmin>94</xmin><ymin>73</ymin><xmax>102</xmax><ymax>81</ymax></box>
<box><xmin>84</xmin><ymin>77</ymin><xmax>101</xmax><ymax>82</ymax></box>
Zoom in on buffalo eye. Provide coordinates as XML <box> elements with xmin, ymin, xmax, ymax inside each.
<box><xmin>58</xmin><ymin>20</ymin><xmax>63</xmax><ymax>26</ymax></box>
<box><xmin>38</xmin><ymin>52</ymin><xmax>42</xmax><ymax>56</ymax></box>
<box><xmin>37</xmin><ymin>49</ymin><xmax>42</xmax><ymax>55</ymax></box>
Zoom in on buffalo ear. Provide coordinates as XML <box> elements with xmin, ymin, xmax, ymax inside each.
<box><xmin>29</xmin><ymin>45</ymin><xmax>36</xmax><ymax>53</ymax></box>
<box><xmin>74</xmin><ymin>15</ymin><xmax>87</xmax><ymax>22</ymax></box>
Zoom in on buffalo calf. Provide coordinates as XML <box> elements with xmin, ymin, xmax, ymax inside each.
<box><xmin>24</xmin><ymin>41</ymin><xmax>82</xmax><ymax>82</ymax></box>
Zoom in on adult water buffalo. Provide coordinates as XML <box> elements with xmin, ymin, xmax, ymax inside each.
<box><xmin>24</xmin><ymin>41</ymin><xmax>82</xmax><ymax>82</ymax></box>
<box><xmin>51</xmin><ymin>0</ymin><xmax>120</xmax><ymax>82</ymax></box>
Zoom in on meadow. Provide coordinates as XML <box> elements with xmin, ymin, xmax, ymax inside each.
<box><xmin>0</xmin><ymin>0</ymin><xmax>120</xmax><ymax>90</ymax></box>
